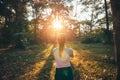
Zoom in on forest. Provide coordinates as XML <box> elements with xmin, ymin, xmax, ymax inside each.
<box><xmin>0</xmin><ymin>0</ymin><xmax>120</xmax><ymax>80</ymax></box>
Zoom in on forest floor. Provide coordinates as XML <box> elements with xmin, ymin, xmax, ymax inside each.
<box><xmin>0</xmin><ymin>41</ymin><xmax>116</xmax><ymax>80</ymax></box>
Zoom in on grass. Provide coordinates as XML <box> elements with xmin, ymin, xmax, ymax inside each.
<box><xmin>0</xmin><ymin>41</ymin><xmax>116</xmax><ymax>80</ymax></box>
<box><xmin>68</xmin><ymin>41</ymin><xmax>116</xmax><ymax>80</ymax></box>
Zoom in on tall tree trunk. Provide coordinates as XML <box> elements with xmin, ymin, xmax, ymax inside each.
<box><xmin>104</xmin><ymin>0</ymin><xmax>109</xmax><ymax>30</ymax></box>
<box><xmin>90</xmin><ymin>10</ymin><xmax>94</xmax><ymax>32</ymax></box>
<box><xmin>110</xmin><ymin>0</ymin><xmax>120</xmax><ymax>80</ymax></box>
<box><xmin>34</xmin><ymin>11</ymin><xmax>37</xmax><ymax>41</ymax></box>
<box><xmin>104</xmin><ymin>0</ymin><xmax>111</xmax><ymax>44</ymax></box>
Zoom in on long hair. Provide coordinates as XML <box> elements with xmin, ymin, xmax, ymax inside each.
<box><xmin>57</xmin><ymin>33</ymin><xmax>66</xmax><ymax>57</ymax></box>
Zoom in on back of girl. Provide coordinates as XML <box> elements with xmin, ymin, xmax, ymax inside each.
<box><xmin>53</xmin><ymin>33</ymin><xmax>74</xmax><ymax>80</ymax></box>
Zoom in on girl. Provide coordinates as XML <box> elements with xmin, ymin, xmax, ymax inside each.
<box><xmin>53</xmin><ymin>33</ymin><xmax>74</xmax><ymax>80</ymax></box>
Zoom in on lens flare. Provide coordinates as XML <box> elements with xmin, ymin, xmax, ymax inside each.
<box><xmin>53</xmin><ymin>19</ymin><xmax>62</xmax><ymax>30</ymax></box>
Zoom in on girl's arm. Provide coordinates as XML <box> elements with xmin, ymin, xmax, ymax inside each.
<box><xmin>69</xmin><ymin>48</ymin><xmax>74</xmax><ymax>57</ymax></box>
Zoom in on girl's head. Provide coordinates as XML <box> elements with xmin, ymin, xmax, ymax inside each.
<box><xmin>58</xmin><ymin>33</ymin><xmax>66</xmax><ymax>45</ymax></box>
<box><xmin>57</xmin><ymin>33</ymin><xmax>66</xmax><ymax>57</ymax></box>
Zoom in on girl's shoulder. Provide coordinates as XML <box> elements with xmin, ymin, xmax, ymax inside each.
<box><xmin>53</xmin><ymin>48</ymin><xmax>58</xmax><ymax>53</ymax></box>
<box><xmin>65</xmin><ymin>48</ymin><xmax>73</xmax><ymax>51</ymax></box>
<box><xmin>65</xmin><ymin>48</ymin><xmax>73</xmax><ymax>57</ymax></box>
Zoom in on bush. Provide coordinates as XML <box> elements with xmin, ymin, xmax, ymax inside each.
<box><xmin>80</xmin><ymin>28</ymin><xmax>113</xmax><ymax>44</ymax></box>
<box><xmin>81</xmin><ymin>33</ymin><xmax>101</xmax><ymax>43</ymax></box>
<box><xmin>13</xmin><ymin>32</ymin><xmax>32</xmax><ymax>49</ymax></box>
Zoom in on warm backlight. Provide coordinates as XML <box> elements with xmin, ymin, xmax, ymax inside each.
<box><xmin>53</xmin><ymin>19</ymin><xmax>62</xmax><ymax>30</ymax></box>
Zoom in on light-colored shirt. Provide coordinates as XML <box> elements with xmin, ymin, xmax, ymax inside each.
<box><xmin>53</xmin><ymin>48</ymin><xmax>73</xmax><ymax>68</ymax></box>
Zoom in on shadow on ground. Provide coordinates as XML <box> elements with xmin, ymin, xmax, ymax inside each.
<box><xmin>37</xmin><ymin>45</ymin><xmax>55</xmax><ymax>80</ymax></box>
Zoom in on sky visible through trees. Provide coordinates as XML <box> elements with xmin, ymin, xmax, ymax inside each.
<box><xmin>27</xmin><ymin>0</ymin><xmax>106</xmax><ymax>21</ymax></box>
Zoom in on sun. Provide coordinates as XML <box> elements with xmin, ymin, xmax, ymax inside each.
<box><xmin>53</xmin><ymin>18</ymin><xmax>62</xmax><ymax>30</ymax></box>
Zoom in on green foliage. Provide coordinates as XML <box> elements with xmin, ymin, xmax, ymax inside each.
<box><xmin>81</xmin><ymin>33</ymin><xmax>101</xmax><ymax>43</ymax></box>
<box><xmin>13</xmin><ymin>32</ymin><xmax>30</xmax><ymax>49</ymax></box>
<box><xmin>80</xmin><ymin>28</ymin><xmax>113</xmax><ymax>44</ymax></box>
<box><xmin>101</xmin><ymin>29</ymin><xmax>113</xmax><ymax>44</ymax></box>
<box><xmin>0</xmin><ymin>0</ymin><xmax>33</xmax><ymax>49</ymax></box>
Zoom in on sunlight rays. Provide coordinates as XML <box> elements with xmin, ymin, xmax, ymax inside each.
<box><xmin>53</xmin><ymin>19</ymin><xmax>62</xmax><ymax>30</ymax></box>
<box><xmin>52</xmin><ymin>16</ymin><xmax>63</xmax><ymax>33</ymax></box>
<box><xmin>70</xmin><ymin>46</ymin><xmax>109</xmax><ymax>80</ymax></box>
<box><xmin>18</xmin><ymin>43</ymin><xmax>95</xmax><ymax>80</ymax></box>
<box><xmin>19</xmin><ymin>44</ymin><xmax>54</xmax><ymax>80</ymax></box>
<box><xmin>36</xmin><ymin>44</ymin><xmax>54</xmax><ymax>59</ymax></box>
<box><xmin>19</xmin><ymin>61</ymin><xmax>46</xmax><ymax>80</ymax></box>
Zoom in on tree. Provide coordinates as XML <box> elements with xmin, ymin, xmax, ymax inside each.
<box><xmin>0</xmin><ymin>0</ymin><xmax>15</xmax><ymax>45</ymax></box>
<box><xmin>103</xmin><ymin>0</ymin><xmax>112</xmax><ymax>44</ymax></box>
<box><xmin>30</xmin><ymin>0</ymin><xmax>47</xmax><ymax>41</ymax></box>
<box><xmin>104</xmin><ymin>0</ymin><xmax>109</xmax><ymax>30</ymax></box>
<box><xmin>10</xmin><ymin>0</ymin><xmax>29</xmax><ymax>48</ymax></box>
<box><xmin>0</xmin><ymin>0</ymin><xmax>30</xmax><ymax>48</ymax></box>
<box><xmin>110</xmin><ymin>0</ymin><xmax>120</xmax><ymax>80</ymax></box>
<box><xmin>80</xmin><ymin>0</ymin><xmax>113</xmax><ymax>44</ymax></box>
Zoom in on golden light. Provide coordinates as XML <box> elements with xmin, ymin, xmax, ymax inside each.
<box><xmin>53</xmin><ymin>18</ymin><xmax>62</xmax><ymax>30</ymax></box>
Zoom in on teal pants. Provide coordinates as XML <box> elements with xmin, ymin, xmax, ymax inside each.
<box><xmin>55</xmin><ymin>67</ymin><xmax>73</xmax><ymax>80</ymax></box>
